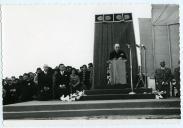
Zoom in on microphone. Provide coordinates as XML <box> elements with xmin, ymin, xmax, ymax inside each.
<box><xmin>136</xmin><ymin>44</ymin><xmax>146</xmax><ymax>49</ymax></box>
<box><xmin>136</xmin><ymin>44</ymin><xmax>140</xmax><ymax>48</ymax></box>
<box><xmin>141</xmin><ymin>44</ymin><xmax>146</xmax><ymax>49</ymax></box>
<box><xmin>126</xmin><ymin>43</ymin><xmax>131</xmax><ymax>48</ymax></box>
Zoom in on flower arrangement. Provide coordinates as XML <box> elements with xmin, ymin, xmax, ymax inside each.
<box><xmin>60</xmin><ymin>90</ymin><xmax>85</xmax><ymax>102</ymax></box>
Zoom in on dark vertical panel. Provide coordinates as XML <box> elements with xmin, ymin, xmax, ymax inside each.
<box><xmin>100</xmin><ymin>23</ymin><xmax>108</xmax><ymax>88</ymax></box>
<box><xmin>93</xmin><ymin>21</ymin><xmax>138</xmax><ymax>89</ymax></box>
<box><xmin>93</xmin><ymin>23</ymin><xmax>103</xmax><ymax>88</ymax></box>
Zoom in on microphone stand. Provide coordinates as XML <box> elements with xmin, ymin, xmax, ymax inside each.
<box><xmin>143</xmin><ymin>46</ymin><xmax>147</xmax><ymax>88</ymax></box>
<box><xmin>127</xmin><ymin>44</ymin><xmax>136</xmax><ymax>95</ymax></box>
<box><xmin>135</xmin><ymin>44</ymin><xmax>147</xmax><ymax>89</ymax></box>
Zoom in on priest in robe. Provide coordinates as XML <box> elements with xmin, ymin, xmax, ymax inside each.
<box><xmin>108</xmin><ymin>43</ymin><xmax>127</xmax><ymax>85</ymax></box>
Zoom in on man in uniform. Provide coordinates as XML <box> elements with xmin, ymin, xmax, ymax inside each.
<box><xmin>155</xmin><ymin>61</ymin><xmax>172</xmax><ymax>98</ymax></box>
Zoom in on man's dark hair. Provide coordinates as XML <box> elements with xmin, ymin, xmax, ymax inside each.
<box><xmin>88</xmin><ymin>63</ymin><xmax>93</xmax><ymax>67</ymax></box>
<box><xmin>59</xmin><ymin>63</ymin><xmax>64</xmax><ymax>67</ymax></box>
<box><xmin>83</xmin><ymin>65</ymin><xmax>87</xmax><ymax>68</ymax></box>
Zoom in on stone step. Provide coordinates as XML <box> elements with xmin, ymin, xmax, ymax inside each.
<box><xmin>85</xmin><ymin>88</ymin><xmax>152</xmax><ymax>95</ymax></box>
<box><xmin>4</xmin><ymin>99</ymin><xmax>180</xmax><ymax>112</ymax></box>
<box><xmin>4</xmin><ymin>107</ymin><xmax>180</xmax><ymax>119</ymax></box>
<box><xmin>79</xmin><ymin>93</ymin><xmax>155</xmax><ymax>101</ymax></box>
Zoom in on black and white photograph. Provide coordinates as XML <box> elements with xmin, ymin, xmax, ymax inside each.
<box><xmin>0</xmin><ymin>1</ymin><xmax>181</xmax><ymax>127</ymax></box>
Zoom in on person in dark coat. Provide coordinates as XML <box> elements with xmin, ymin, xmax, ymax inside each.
<box><xmin>88</xmin><ymin>63</ymin><xmax>93</xmax><ymax>89</ymax></box>
<box><xmin>34</xmin><ymin>67</ymin><xmax>51</xmax><ymax>100</ymax></box>
<box><xmin>52</xmin><ymin>64</ymin><xmax>70</xmax><ymax>99</ymax></box>
<box><xmin>39</xmin><ymin>65</ymin><xmax>54</xmax><ymax>100</ymax></box>
<box><xmin>69</xmin><ymin>68</ymin><xmax>81</xmax><ymax>93</ymax></box>
<box><xmin>79</xmin><ymin>65</ymin><xmax>91</xmax><ymax>90</ymax></box>
<box><xmin>109</xmin><ymin>43</ymin><xmax>127</xmax><ymax>60</ymax></box>
<box><xmin>174</xmin><ymin>61</ymin><xmax>180</xmax><ymax>97</ymax></box>
<box><xmin>3</xmin><ymin>78</ymin><xmax>11</xmax><ymax>104</ymax></box>
<box><xmin>155</xmin><ymin>61</ymin><xmax>173</xmax><ymax>98</ymax></box>
<box><xmin>20</xmin><ymin>74</ymin><xmax>35</xmax><ymax>101</ymax></box>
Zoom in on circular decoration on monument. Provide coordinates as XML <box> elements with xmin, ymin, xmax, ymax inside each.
<box><xmin>97</xmin><ymin>15</ymin><xmax>103</xmax><ymax>21</ymax></box>
<box><xmin>105</xmin><ymin>15</ymin><xmax>112</xmax><ymax>21</ymax></box>
<box><xmin>116</xmin><ymin>14</ymin><xmax>122</xmax><ymax>20</ymax></box>
<box><xmin>124</xmin><ymin>14</ymin><xmax>130</xmax><ymax>20</ymax></box>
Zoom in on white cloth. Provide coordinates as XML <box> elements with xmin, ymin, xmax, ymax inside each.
<box><xmin>109</xmin><ymin>59</ymin><xmax>127</xmax><ymax>85</ymax></box>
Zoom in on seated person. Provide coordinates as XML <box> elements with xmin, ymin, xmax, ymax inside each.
<box><xmin>155</xmin><ymin>61</ymin><xmax>172</xmax><ymax>98</ymax></box>
<box><xmin>52</xmin><ymin>64</ymin><xmax>70</xmax><ymax>99</ymax></box>
<box><xmin>69</xmin><ymin>68</ymin><xmax>81</xmax><ymax>93</ymax></box>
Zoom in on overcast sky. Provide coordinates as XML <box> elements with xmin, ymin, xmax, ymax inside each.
<box><xmin>2</xmin><ymin>4</ymin><xmax>151</xmax><ymax>77</ymax></box>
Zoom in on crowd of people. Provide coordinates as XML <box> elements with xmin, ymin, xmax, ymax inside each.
<box><xmin>2</xmin><ymin>59</ymin><xmax>180</xmax><ymax>105</ymax></box>
<box><xmin>2</xmin><ymin>63</ymin><xmax>93</xmax><ymax>104</ymax></box>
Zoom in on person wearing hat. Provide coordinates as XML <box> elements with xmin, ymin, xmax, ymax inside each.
<box><xmin>155</xmin><ymin>61</ymin><xmax>173</xmax><ymax>98</ymax></box>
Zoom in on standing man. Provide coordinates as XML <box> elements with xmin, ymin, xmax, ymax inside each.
<box><xmin>155</xmin><ymin>61</ymin><xmax>172</xmax><ymax>98</ymax></box>
<box><xmin>109</xmin><ymin>43</ymin><xmax>127</xmax><ymax>85</ymax></box>
<box><xmin>79</xmin><ymin>65</ymin><xmax>91</xmax><ymax>90</ymax></box>
<box><xmin>88</xmin><ymin>63</ymin><xmax>93</xmax><ymax>89</ymax></box>
<box><xmin>109</xmin><ymin>43</ymin><xmax>127</xmax><ymax>60</ymax></box>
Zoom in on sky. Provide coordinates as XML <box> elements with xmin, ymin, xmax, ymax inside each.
<box><xmin>2</xmin><ymin>4</ymin><xmax>151</xmax><ymax>78</ymax></box>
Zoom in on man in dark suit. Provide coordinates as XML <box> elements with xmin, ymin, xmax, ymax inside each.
<box><xmin>109</xmin><ymin>43</ymin><xmax>127</xmax><ymax>60</ymax></box>
<box><xmin>79</xmin><ymin>65</ymin><xmax>91</xmax><ymax>90</ymax></box>
<box><xmin>52</xmin><ymin>64</ymin><xmax>70</xmax><ymax>99</ymax></box>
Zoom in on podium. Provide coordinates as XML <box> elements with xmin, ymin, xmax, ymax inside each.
<box><xmin>108</xmin><ymin>59</ymin><xmax>127</xmax><ymax>85</ymax></box>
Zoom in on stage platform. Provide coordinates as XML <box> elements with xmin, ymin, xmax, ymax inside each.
<box><xmin>3</xmin><ymin>98</ymin><xmax>180</xmax><ymax>119</ymax></box>
<box><xmin>80</xmin><ymin>88</ymin><xmax>155</xmax><ymax>100</ymax></box>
